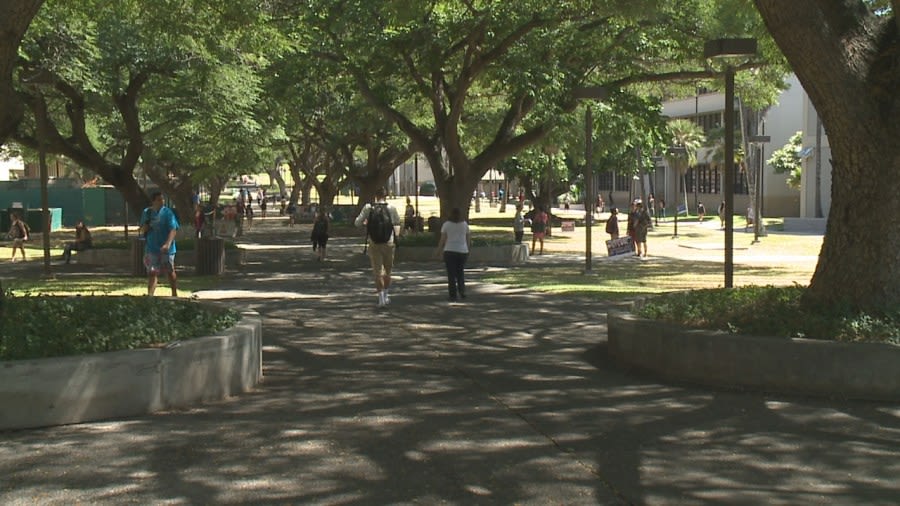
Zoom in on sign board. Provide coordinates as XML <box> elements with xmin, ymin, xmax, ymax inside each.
<box><xmin>606</xmin><ymin>237</ymin><xmax>635</xmax><ymax>257</ymax></box>
<box><xmin>561</xmin><ymin>221</ymin><xmax>575</xmax><ymax>232</ymax></box>
<box><xmin>10</xmin><ymin>202</ymin><xmax>23</xmax><ymax>209</ymax></box>
<box><xmin>677</xmin><ymin>204</ymin><xmax>687</xmax><ymax>215</ymax></box>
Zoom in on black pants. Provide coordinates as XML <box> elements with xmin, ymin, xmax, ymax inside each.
<box><xmin>63</xmin><ymin>242</ymin><xmax>90</xmax><ymax>263</ymax></box>
<box><xmin>514</xmin><ymin>230</ymin><xmax>524</xmax><ymax>243</ymax></box>
<box><xmin>443</xmin><ymin>251</ymin><xmax>468</xmax><ymax>300</ymax></box>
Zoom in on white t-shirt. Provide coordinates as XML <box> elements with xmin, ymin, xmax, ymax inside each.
<box><xmin>441</xmin><ymin>220</ymin><xmax>470</xmax><ymax>254</ymax></box>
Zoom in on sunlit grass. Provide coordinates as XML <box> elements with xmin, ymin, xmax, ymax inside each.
<box><xmin>484</xmin><ymin>256</ymin><xmax>815</xmax><ymax>301</ymax></box>
<box><xmin>3</xmin><ymin>275</ymin><xmax>222</xmax><ymax>297</ymax></box>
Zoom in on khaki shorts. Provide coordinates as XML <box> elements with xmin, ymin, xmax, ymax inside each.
<box><xmin>367</xmin><ymin>242</ymin><xmax>394</xmax><ymax>276</ymax></box>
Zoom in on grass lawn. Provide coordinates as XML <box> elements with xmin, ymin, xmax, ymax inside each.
<box><xmin>2</xmin><ymin>274</ymin><xmax>222</xmax><ymax>297</ymax></box>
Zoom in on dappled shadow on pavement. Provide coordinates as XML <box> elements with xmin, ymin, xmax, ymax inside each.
<box><xmin>1</xmin><ymin>236</ymin><xmax>898</xmax><ymax>505</ymax></box>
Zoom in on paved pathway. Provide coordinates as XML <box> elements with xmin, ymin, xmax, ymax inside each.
<box><xmin>1</xmin><ymin>232</ymin><xmax>899</xmax><ymax>505</ymax></box>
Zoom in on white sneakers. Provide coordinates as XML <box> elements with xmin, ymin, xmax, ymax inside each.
<box><xmin>377</xmin><ymin>290</ymin><xmax>391</xmax><ymax>307</ymax></box>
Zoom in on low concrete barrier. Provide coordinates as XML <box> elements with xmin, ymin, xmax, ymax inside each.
<box><xmin>607</xmin><ymin>310</ymin><xmax>900</xmax><ymax>401</ymax></box>
<box><xmin>76</xmin><ymin>248</ymin><xmax>246</xmax><ymax>269</ymax></box>
<box><xmin>0</xmin><ymin>310</ymin><xmax>262</xmax><ymax>430</ymax></box>
<box><xmin>396</xmin><ymin>244</ymin><xmax>529</xmax><ymax>265</ymax></box>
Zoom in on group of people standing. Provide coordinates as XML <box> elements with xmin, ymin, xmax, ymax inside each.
<box><xmin>605</xmin><ymin>200</ymin><xmax>651</xmax><ymax>257</ymax></box>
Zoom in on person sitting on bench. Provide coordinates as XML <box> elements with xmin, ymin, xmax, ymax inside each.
<box><xmin>62</xmin><ymin>221</ymin><xmax>93</xmax><ymax>264</ymax></box>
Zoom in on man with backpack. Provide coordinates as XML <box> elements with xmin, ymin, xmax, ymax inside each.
<box><xmin>355</xmin><ymin>187</ymin><xmax>402</xmax><ymax>307</ymax></box>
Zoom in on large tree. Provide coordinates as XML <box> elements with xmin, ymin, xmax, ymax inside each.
<box><xmin>754</xmin><ymin>1</ymin><xmax>899</xmax><ymax>312</ymax></box>
<box><xmin>302</xmin><ymin>1</ymin><xmax>743</xmax><ymax>218</ymax></box>
<box><xmin>12</xmin><ymin>0</ymin><xmax>275</xmax><ymax>216</ymax></box>
<box><xmin>0</xmin><ymin>0</ymin><xmax>43</xmax><ymax>144</ymax></box>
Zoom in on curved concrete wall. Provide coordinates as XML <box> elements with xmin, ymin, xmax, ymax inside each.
<box><xmin>0</xmin><ymin>311</ymin><xmax>262</xmax><ymax>431</ymax></box>
<box><xmin>396</xmin><ymin>244</ymin><xmax>529</xmax><ymax>265</ymax></box>
<box><xmin>608</xmin><ymin>310</ymin><xmax>900</xmax><ymax>401</ymax></box>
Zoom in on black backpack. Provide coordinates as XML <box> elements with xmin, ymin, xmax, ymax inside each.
<box><xmin>367</xmin><ymin>203</ymin><xmax>394</xmax><ymax>244</ymax></box>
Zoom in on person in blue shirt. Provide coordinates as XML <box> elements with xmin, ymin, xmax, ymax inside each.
<box><xmin>140</xmin><ymin>191</ymin><xmax>180</xmax><ymax>296</ymax></box>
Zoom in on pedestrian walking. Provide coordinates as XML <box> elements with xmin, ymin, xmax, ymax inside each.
<box><xmin>718</xmin><ymin>201</ymin><xmax>726</xmax><ymax>229</ymax></box>
<box><xmin>7</xmin><ymin>212</ymin><xmax>29</xmax><ymax>262</ymax></box>
<box><xmin>139</xmin><ymin>191</ymin><xmax>180</xmax><ymax>297</ymax></box>
<box><xmin>310</xmin><ymin>210</ymin><xmax>330</xmax><ymax>261</ymax></box>
<box><xmin>435</xmin><ymin>207</ymin><xmax>471</xmax><ymax>302</ymax></box>
<box><xmin>697</xmin><ymin>202</ymin><xmax>706</xmax><ymax>222</ymax></box>
<box><xmin>355</xmin><ymin>187</ymin><xmax>402</xmax><ymax>307</ymax></box>
<box><xmin>404</xmin><ymin>197</ymin><xmax>416</xmax><ymax>235</ymax></box>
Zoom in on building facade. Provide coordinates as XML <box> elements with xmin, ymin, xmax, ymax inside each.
<box><xmin>659</xmin><ymin>74</ymin><xmax>831</xmax><ymax>219</ymax></box>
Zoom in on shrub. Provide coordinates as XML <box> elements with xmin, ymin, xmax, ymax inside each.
<box><xmin>92</xmin><ymin>238</ymin><xmax>239</xmax><ymax>250</ymax></box>
<box><xmin>637</xmin><ymin>285</ymin><xmax>899</xmax><ymax>345</ymax></box>
<box><xmin>0</xmin><ymin>293</ymin><xmax>241</xmax><ymax>360</ymax></box>
<box><xmin>397</xmin><ymin>233</ymin><xmax>514</xmax><ymax>247</ymax></box>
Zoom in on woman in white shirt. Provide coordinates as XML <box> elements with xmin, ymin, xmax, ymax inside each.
<box><xmin>435</xmin><ymin>207</ymin><xmax>471</xmax><ymax>302</ymax></box>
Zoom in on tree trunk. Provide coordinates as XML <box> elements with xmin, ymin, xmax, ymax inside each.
<box><xmin>300</xmin><ymin>177</ymin><xmax>313</xmax><ymax>206</ymax></box>
<box><xmin>755</xmin><ymin>0</ymin><xmax>900</xmax><ymax>312</ymax></box>
<box><xmin>439</xmin><ymin>179</ymin><xmax>476</xmax><ymax>221</ymax></box>
<box><xmin>265</xmin><ymin>166</ymin><xmax>287</xmax><ymax>199</ymax></box>
<box><xmin>0</xmin><ymin>0</ymin><xmax>43</xmax><ymax>144</ymax></box>
<box><xmin>208</xmin><ymin>176</ymin><xmax>227</xmax><ymax>207</ymax></box>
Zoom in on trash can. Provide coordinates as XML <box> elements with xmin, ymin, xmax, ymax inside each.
<box><xmin>131</xmin><ymin>237</ymin><xmax>147</xmax><ymax>277</ymax></box>
<box><xmin>196</xmin><ymin>237</ymin><xmax>225</xmax><ymax>275</ymax></box>
<box><xmin>427</xmin><ymin>216</ymin><xmax>440</xmax><ymax>234</ymax></box>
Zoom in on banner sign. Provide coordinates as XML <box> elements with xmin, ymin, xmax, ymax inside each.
<box><xmin>606</xmin><ymin>237</ymin><xmax>634</xmax><ymax>257</ymax></box>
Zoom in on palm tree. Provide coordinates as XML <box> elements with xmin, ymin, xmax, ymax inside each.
<box><xmin>703</xmin><ymin>125</ymin><xmax>747</xmax><ymax>197</ymax></box>
<box><xmin>665</xmin><ymin>119</ymin><xmax>706</xmax><ymax>213</ymax></box>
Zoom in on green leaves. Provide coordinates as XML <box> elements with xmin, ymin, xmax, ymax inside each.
<box><xmin>637</xmin><ymin>285</ymin><xmax>900</xmax><ymax>344</ymax></box>
<box><xmin>767</xmin><ymin>131</ymin><xmax>803</xmax><ymax>190</ymax></box>
<box><xmin>0</xmin><ymin>295</ymin><xmax>241</xmax><ymax>360</ymax></box>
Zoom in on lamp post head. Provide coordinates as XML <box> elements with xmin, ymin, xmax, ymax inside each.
<box><xmin>704</xmin><ymin>38</ymin><xmax>757</xmax><ymax>59</ymax></box>
<box><xmin>572</xmin><ymin>85</ymin><xmax>610</xmax><ymax>101</ymax></box>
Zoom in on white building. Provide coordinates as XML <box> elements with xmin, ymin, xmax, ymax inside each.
<box><xmin>660</xmin><ymin>74</ymin><xmax>832</xmax><ymax>220</ymax></box>
<box><xmin>0</xmin><ymin>151</ymin><xmax>24</xmax><ymax>181</ymax></box>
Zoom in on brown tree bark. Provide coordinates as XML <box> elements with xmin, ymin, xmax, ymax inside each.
<box><xmin>15</xmin><ymin>68</ymin><xmax>150</xmax><ymax>215</ymax></box>
<box><xmin>754</xmin><ymin>1</ymin><xmax>900</xmax><ymax>312</ymax></box>
<box><xmin>0</xmin><ymin>0</ymin><xmax>43</xmax><ymax>144</ymax></box>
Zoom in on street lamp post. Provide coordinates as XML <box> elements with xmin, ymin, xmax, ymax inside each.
<box><xmin>704</xmin><ymin>38</ymin><xmax>757</xmax><ymax>288</ymax></box>
<box><xmin>584</xmin><ymin>106</ymin><xmax>594</xmax><ymax>272</ymax></box>
<box><xmin>573</xmin><ymin>85</ymin><xmax>610</xmax><ymax>273</ymax></box>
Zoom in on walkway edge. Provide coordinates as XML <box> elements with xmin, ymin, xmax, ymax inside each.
<box><xmin>0</xmin><ymin>310</ymin><xmax>262</xmax><ymax>431</ymax></box>
<box><xmin>607</xmin><ymin>310</ymin><xmax>900</xmax><ymax>402</ymax></box>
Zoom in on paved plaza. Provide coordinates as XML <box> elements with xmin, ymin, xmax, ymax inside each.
<box><xmin>1</xmin><ymin>224</ymin><xmax>899</xmax><ymax>505</ymax></box>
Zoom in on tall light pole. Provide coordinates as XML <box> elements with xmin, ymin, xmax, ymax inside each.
<box><xmin>705</xmin><ymin>38</ymin><xmax>757</xmax><ymax>288</ymax></box>
<box><xmin>573</xmin><ymin>85</ymin><xmax>609</xmax><ymax>273</ymax></box>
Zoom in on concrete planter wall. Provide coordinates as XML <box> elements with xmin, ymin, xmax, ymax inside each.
<box><xmin>0</xmin><ymin>311</ymin><xmax>262</xmax><ymax>431</ymax></box>
<box><xmin>607</xmin><ymin>310</ymin><xmax>900</xmax><ymax>401</ymax></box>
<box><xmin>76</xmin><ymin>248</ymin><xmax>246</xmax><ymax>269</ymax></box>
<box><xmin>396</xmin><ymin>244</ymin><xmax>529</xmax><ymax>265</ymax></box>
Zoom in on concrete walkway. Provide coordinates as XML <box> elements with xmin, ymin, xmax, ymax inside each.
<box><xmin>1</xmin><ymin>231</ymin><xmax>899</xmax><ymax>505</ymax></box>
